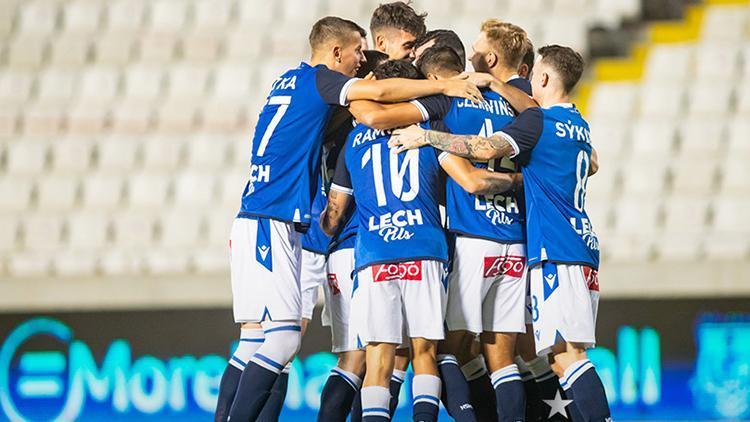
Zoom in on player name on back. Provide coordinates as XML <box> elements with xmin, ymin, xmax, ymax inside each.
<box><xmin>455</xmin><ymin>98</ymin><xmax>515</xmax><ymax>117</ymax></box>
<box><xmin>353</xmin><ymin>127</ymin><xmax>393</xmax><ymax>147</ymax></box>
<box><xmin>554</xmin><ymin>120</ymin><xmax>591</xmax><ymax>144</ymax></box>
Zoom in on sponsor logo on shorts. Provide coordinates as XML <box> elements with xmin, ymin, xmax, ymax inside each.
<box><xmin>372</xmin><ymin>261</ymin><xmax>423</xmax><ymax>282</ymax></box>
<box><xmin>326</xmin><ymin>274</ymin><xmax>341</xmax><ymax>295</ymax></box>
<box><xmin>583</xmin><ymin>267</ymin><xmax>599</xmax><ymax>291</ymax></box>
<box><xmin>483</xmin><ymin>255</ymin><xmax>526</xmax><ymax>278</ymax></box>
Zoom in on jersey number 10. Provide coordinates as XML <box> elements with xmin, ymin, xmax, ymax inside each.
<box><xmin>361</xmin><ymin>143</ymin><xmax>420</xmax><ymax>207</ymax></box>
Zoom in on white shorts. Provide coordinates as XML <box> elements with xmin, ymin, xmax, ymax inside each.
<box><xmin>352</xmin><ymin>260</ymin><xmax>448</xmax><ymax>345</ymax></box>
<box><xmin>322</xmin><ymin>248</ymin><xmax>359</xmax><ymax>353</ymax></box>
<box><xmin>529</xmin><ymin>262</ymin><xmax>600</xmax><ymax>356</ymax></box>
<box><xmin>445</xmin><ymin>237</ymin><xmax>527</xmax><ymax>334</ymax></box>
<box><xmin>301</xmin><ymin>250</ymin><xmax>326</xmax><ymax>320</ymax></box>
<box><xmin>230</xmin><ymin>217</ymin><xmax>302</xmax><ymax>323</ymax></box>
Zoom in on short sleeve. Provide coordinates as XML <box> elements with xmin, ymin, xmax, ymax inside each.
<box><xmin>315</xmin><ymin>67</ymin><xmax>360</xmax><ymax>106</ymax></box>
<box><xmin>498</xmin><ymin>107</ymin><xmax>544</xmax><ymax>157</ymax></box>
<box><xmin>507</xmin><ymin>78</ymin><xmax>533</xmax><ymax>96</ymax></box>
<box><xmin>330</xmin><ymin>144</ymin><xmax>353</xmax><ymax>194</ymax></box>
<box><xmin>411</xmin><ymin>94</ymin><xmax>452</xmax><ymax>121</ymax></box>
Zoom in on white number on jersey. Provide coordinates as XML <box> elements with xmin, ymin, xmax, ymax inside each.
<box><xmin>257</xmin><ymin>96</ymin><xmax>292</xmax><ymax>157</ymax></box>
<box><xmin>361</xmin><ymin>143</ymin><xmax>420</xmax><ymax>206</ymax></box>
<box><xmin>574</xmin><ymin>150</ymin><xmax>590</xmax><ymax>212</ymax></box>
<box><xmin>479</xmin><ymin>118</ymin><xmax>515</xmax><ymax>172</ymax></box>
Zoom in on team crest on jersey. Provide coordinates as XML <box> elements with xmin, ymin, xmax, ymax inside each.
<box><xmin>583</xmin><ymin>267</ymin><xmax>599</xmax><ymax>291</ymax></box>
<box><xmin>372</xmin><ymin>261</ymin><xmax>423</xmax><ymax>282</ymax></box>
<box><xmin>326</xmin><ymin>273</ymin><xmax>341</xmax><ymax>295</ymax></box>
<box><xmin>483</xmin><ymin>255</ymin><xmax>526</xmax><ymax>278</ymax></box>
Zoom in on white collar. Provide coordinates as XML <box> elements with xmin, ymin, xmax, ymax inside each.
<box><xmin>506</xmin><ymin>74</ymin><xmax>521</xmax><ymax>81</ymax></box>
<box><xmin>547</xmin><ymin>102</ymin><xmax>574</xmax><ymax>109</ymax></box>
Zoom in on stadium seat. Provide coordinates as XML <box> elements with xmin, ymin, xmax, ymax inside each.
<box><xmin>111</xmin><ymin>100</ymin><xmax>154</xmax><ymax>134</ymax></box>
<box><xmin>124</xmin><ymin>65</ymin><xmax>165</xmax><ymax>101</ymax></box>
<box><xmin>21</xmin><ymin>213</ymin><xmax>64</xmax><ymax>252</ymax></box>
<box><xmin>79</xmin><ymin>67</ymin><xmax>121</xmax><ymax>102</ymax></box>
<box><xmin>193</xmin><ymin>0</ymin><xmax>232</xmax><ymax>30</ymax></box>
<box><xmin>158</xmin><ymin>211</ymin><xmax>204</xmax><ymax>248</ymax></box>
<box><xmin>670</xmin><ymin>158</ymin><xmax>717</xmax><ymax>195</ymax></box>
<box><xmin>100</xmin><ymin>249</ymin><xmax>144</xmax><ymax>276</ymax></box>
<box><xmin>143</xmin><ymin>249</ymin><xmax>190</xmax><ymax>274</ymax></box>
<box><xmin>637</xmin><ymin>82</ymin><xmax>685</xmax><ymax>118</ymax></box>
<box><xmin>218</xmin><ymin>169</ymin><xmax>247</xmax><ymax>206</ymax></box>
<box><xmin>726</xmin><ymin>118</ymin><xmax>750</xmax><ymax>157</ymax></box>
<box><xmin>50</xmin><ymin>138</ymin><xmax>94</xmax><ymax>175</ymax></box>
<box><xmin>0</xmin><ymin>71</ymin><xmax>35</xmax><ymax>104</ymax></box>
<box><xmin>54</xmin><ymin>251</ymin><xmax>98</xmax><ymax>277</ymax></box>
<box><xmin>236</xmin><ymin>1</ymin><xmax>276</xmax><ymax>26</ymax></box>
<box><xmin>654</xmin><ymin>232</ymin><xmax>702</xmax><ymax>261</ymax></box>
<box><xmin>149</xmin><ymin>0</ymin><xmax>188</xmax><ymax>32</ymax></box>
<box><xmin>66</xmin><ymin>102</ymin><xmax>108</xmax><ymax>135</ymax></box>
<box><xmin>676</xmin><ymin>119</ymin><xmax>724</xmax><ymax>159</ymax></box>
<box><xmin>96</xmin><ymin>138</ymin><xmax>140</xmax><ymax>174</ymax></box>
<box><xmin>692</xmin><ymin>43</ymin><xmax>740</xmax><ymax>80</ymax></box>
<box><xmin>0</xmin><ymin>178</ymin><xmax>34</xmax><ymax>213</ymax></box>
<box><xmin>644</xmin><ymin>45</ymin><xmax>692</xmax><ymax>82</ymax></box>
<box><xmin>186</xmin><ymin>136</ymin><xmax>229</xmax><ymax>170</ymax></box>
<box><xmin>719</xmin><ymin>156</ymin><xmax>750</xmax><ymax>194</ymax></box>
<box><xmin>67</xmin><ymin>212</ymin><xmax>110</xmax><ymax>250</ymax></box>
<box><xmin>212</xmin><ymin>64</ymin><xmax>254</xmax><ymax>101</ymax></box>
<box><xmin>181</xmin><ymin>30</ymin><xmax>222</xmax><ymax>63</ymax></box>
<box><xmin>6</xmin><ymin>36</ymin><xmax>47</xmax><ymax>70</ymax></box>
<box><xmin>0</xmin><ymin>216</ymin><xmax>18</xmax><ymax>253</ymax></box>
<box><xmin>62</xmin><ymin>0</ymin><xmax>102</xmax><ymax>34</ymax></box>
<box><xmin>18</xmin><ymin>0</ymin><xmax>58</xmax><ymax>35</ymax></box>
<box><xmin>5</xmin><ymin>141</ymin><xmax>48</xmax><ymax>176</ymax></box>
<box><xmin>141</xmin><ymin>138</ymin><xmax>184</xmax><ymax>171</ymax></box>
<box><xmin>107</xmin><ymin>0</ymin><xmax>146</xmax><ymax>33</ymax></box>
<box><xmin>620</xmin><ymin>160</ymin><xmax>669</xmax><ymax>197</ymax></box>
<box><xmin>661</xmin><ymin>195</ymin><xmax>709</xmax><ymax>235</ymax></box>
<box><xmin>701</xmin><ymin>4</ymin><xmax>748</xmax><ymax>43</ymax></box>
<box><xmin>80</xmin><ymin>174</ymin><xmax>124</xmax><ymax>211</ymax></box>
<box><xmin>156</xmin><ymin>100</ymin><xmax>199</xmax><ymax>133</ymax></box>
<box><xmin>193</xmin><ymin>248</ymin><xmax>228</xmax><ymax>274</ymax></box>
<box><xmin>589</xmin><ymin>119</ymin><xmax>627</xmax><ymax>164</ymax></box>
<box><xmin>735</xmin><ymin>80</ymin><xmax>750</xmax><ymax>115</ymax></box>
<box><xmin>612</xmin><ymin>197</ymin><xmax>661</xmax><ymax>235</ymax></box>
<box><xmin>8</xmin><ymin>252</ymin><xmax>53</xmax><ymax>277</ymax></box>
<box><xmin>167</xmin><ymin>65</ymin><xmax>210</xmax><ymax>100</ymax></box>
<box><xmin>685</xmin><ymin>81</ymin><xmax>732</xmax><ymax>117</ymax></box>
<box><xmin>37</xmin><ymin>70</ymin><xmax>78</xmax><ymax>104</ymax></box>
<box><xmin>36</xmin><ymin>176</ymin><xmax>79</xmax><ymax>211</ymax></box>
<box><xmin>225</xmin><ymin>28</ymin><xmax>267</xmax><ymax>61</ymax></box>
<box><xmin>111</xmin><ymin>212</ymin><xmax>157</xmax><ymax>248</ymax></box>
<box><xmin>21</xmin><ymin>104</ymin><xmax>66</xmax><ymax>137</ymax></box>
<box><xmin>127</xmin><ymin>171</ymin><xmax>172</xmax><ymax>208</ymax></box>
<box><xmin>585</xmin><ymin>198</ymin><xmax>611</xmax><ymax>232</ymax></box>
<box><xmin>588</xmin><ymin>82</ymin><xmax>638</xmax><ymax>119</ymax></box>
<box><xmin>93</xmin><ymin>32</ymin><xmax>135</xmax><ymax>65</ymax></box>
<box><xmin>173</xmin><ymin>171</ymin><xmax>216</xmax><ymax>207</ymax></box>
<box><xmin>712</xmin><ymin>198</ymin><xmax>750</xmax><ymax>234</ymax></box>
<box><xmin>629</xmin><ymin>118</ymin><xmax>676</xmax><ymax>156</ymax></box>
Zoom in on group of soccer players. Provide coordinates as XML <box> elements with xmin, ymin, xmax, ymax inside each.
<box><xmin>214</xmin><ymin>2</ymin><xmax>610</xmax><ymax>421</ymax></box>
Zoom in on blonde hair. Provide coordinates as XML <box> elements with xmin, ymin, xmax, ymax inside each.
<box><xmin>480</xmin><ymin>19</ymin><xmax>530</xmax><ymax>69</ymax></box>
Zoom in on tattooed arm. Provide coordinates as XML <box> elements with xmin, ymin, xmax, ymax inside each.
<box><xmin>321</xmin><ymin>188</ymin><xmax>353</xmax><ymax>237</ymax></box>
<box><xmin>390</xmin><ymin>124</ymin><xmax>517</xmax><ymax>161</ymax></box>
<box><xmin>440</xmin><ymin>153</ymin><xmax>522</xmax><ymax>195</ymax></box>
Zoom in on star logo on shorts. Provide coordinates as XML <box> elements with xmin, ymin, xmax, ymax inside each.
<box><xmin>257</xmin><ymin>245</ymin><xmax>270</xmax><ymax>261</ymax></box>
<box><xmin>543</xmin><ymin>390</ymin><xmax>573</xmax><ymax>419</ymax></box>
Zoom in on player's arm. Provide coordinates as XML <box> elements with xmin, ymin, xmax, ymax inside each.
<box><xmin>463</xmin><ymin>72</ymin><xmax>537</xmax><ymax>112</ymax></box>
<box><xmin>348</xmin><ymin>94</ymin><xmax>450</xmax><ymax>130</ymax></box>
<box><xmin>346</xmin><ymin>77</ymin><xmax>483</xmax><ymax>104</ymax></box>
<box><xmin>589</xmin><ymin>148</ymin><xmax>599</xmax><ymax>176</ymax></box>
<box><xmin>390</xmin><ymin>108</ymin><xmax>543</xmax><ymax>161</ymax></box>
<box><xmin>320</xmin><ymin>145</ymin><xmax>353</xmax><ymax>236</ymax></box>
<box><xmin>321</xmin><ymin>189</ymin><xmax>352</xmax><ymax>237</ymax></box>
<box><xmin>439</xmin><ymin>153</ymin><xmax>521</xmax><ymax>195</ymax></box>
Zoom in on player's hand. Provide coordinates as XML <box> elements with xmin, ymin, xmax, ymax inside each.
<box><xmin>460</xmin><ymin>71</ymin><xmax>495</xmax><ymax>88</ymax></box>
<box><xmin>364</xmin><ymin>71</ymin><xmax>375</xmax><ymax>80</ymax></box>
<box><xmin>441</xmin><ymin>79</ymin><xmax>483</xmax><ymax>104</ymax></box>
<box><xmin>389</xmin><ymin>124</ymin><xmax>428</xmax><ymax>153</ymax></box>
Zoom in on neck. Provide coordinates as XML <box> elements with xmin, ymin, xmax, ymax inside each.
<box><xmin>537</xmin><ymin>92</ymin><xmax>571</xmax><ymax>108</ymax></box>
<box><xmin>489</xmin><ymin>66</ymin><xmax>518</xmax><ymax>83</ymax></box>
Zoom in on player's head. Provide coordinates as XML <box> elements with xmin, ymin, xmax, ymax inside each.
<box><xmin>356</xmin><ymin>50</ymin><xmax>390</xmax><ymax>78</ymax></box>
<box><xmin>531</xmin><ymin>44</ymin><xmax>584</xmax><ymax>99</ymax></box>
<box><xmin>470</xmin><ymin>20</ymin><xmax>528</xmax><ymax>75</ymax></box>
<box><xmin>412</xmin><ymin>29</ymin><xmax>466</xmax><ymax>65</ymax></box>
<box><xmin>370</xmin><ymin>1</ymin><xmax>427</xmax><ymax>60</ymax></box>
<box><xmin>309</xmin><ymin>16</ymin><xmax>367</xmax><ymax>77</ymax></box>
<box><xmin>518</xmin><ymin>40</ymin><xmax>535</xmax><ymax>79</ymax></box>
<box><xmin>372</xmin><ymin>59</ymin><xmax>424</xmax><ymax>80</ymax></box>
<box><xmin>416</xmin><ymin>45</ymin><xmax>464</xmax><ymax>80</ymax></box>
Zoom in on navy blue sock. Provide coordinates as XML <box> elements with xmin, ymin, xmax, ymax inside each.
<box><xmin>351</xmin><ymin>388</ymin><xmax>363</xmax><ymax>422</ymax></box>
<box><xmin>317</xmin><ymin>367</ymin><xmax>361</xmax><ymax>422</ymax></box>
<box><xmin>412</xmin><ymin>374</ymin><xmax>441</xmax><ymax>422</ymax></box>
<box><xmin>467</xmin><ymin>374</ymin><xmax>497</xmax><ymax>422</ymax></box>
<box><xmin>562</xmin><ymin>388</ymin><xmax>585</xmax><ymax>422</ymax></box>
<box><xmin>561</xmin><ymin>360</ymin><xmax>611</xmax><ymax>422</ymax></box>
<box><xmin>490</xmin><ymin>364</ymin><xmax>525</xmax><ymax>422</ymax></box>
<box><xmin>256</xmin><ymin>370</ymin><xmax>289</xmax><ymax>421</ymax></box>
<box><xmin>214</xmin><ymin>363</ymin><xmax>242</xmax><ymax>422</ymax></box>
<box><xmin>227</xmin><ymin>361</ymin><xmax>279</xmax><ymax>421</ymax></box>
<box><xmin>438</xmin><ymin>355</ymin><xmax>476</xmax><ymax>421</ymax></box>
<box><xmin>521</xmin><ymin>374</ymin><xmax>543</xmax><ymax>422</ymax></box>
<box><xmin>388</xmin><ymin>370</ymin><xmax>405</xmax><ymax>416</ymax></box>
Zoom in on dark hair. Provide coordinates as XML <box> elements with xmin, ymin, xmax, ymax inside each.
<box><xmin>356</xmin><ymin>50</ymin><xmax>390</xmax><ymax>78</ymax></box>
<box><xmin>520</xmin><ymin>40</ymin><xmax>535</xmax><ymax>74</ymax></box>
<box><xmin>414</xmin><ymin>29</ymin><xmax>466</xmax><ymax>64</ymax></box>
<box><xmin>538</xmin><ymin>45</ymin><xmax>584</xmax><ymax>93</ymax></box>
<box><xmin>309</xmin><ymin>16</ymin><xmax>366</xmax><ymax>50</ymax></box>
<box><xmin>417</xmin><ymin>45</ymin><xmax>464</xmax><ymax>76</ymax></box>
<box><xmin>370</xmin><ymin>2</ymin><xmax>427</xmax><ymax>37</ymax></box>
<box><xmin>372</xmin><ymin>59</ymin><xmax>424</xmax><ymax>80</ymax></box>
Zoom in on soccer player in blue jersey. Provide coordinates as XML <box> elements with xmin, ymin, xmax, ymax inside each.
<box><xmin>321</xmin><ymin>60</ymin><xmax>521</xmax><ymax>422</ymax></box>
<box><xmin>214</xmin><ymin>16</ymin><xmax>484</xmax><ymax>422</ymax></box>
<box><xmin>370</xmin><ymin>1</ymin><xmax>426</xmax><ymax>60</ymax></box>
<box><xmin>411</xmin><ymin>29</ymin><xmax>467</xmax><ymax>64</ymax></box>
<box><xmin>390</xmin><ymin>45</ymin><xmax>611</xmax><ymax>422</ymax></box>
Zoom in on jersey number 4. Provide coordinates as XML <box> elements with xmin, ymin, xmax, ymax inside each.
<box><xmin>361</xmin><ymin>143</ymin><xmax>419</xmax><ymax>207</ymax></box>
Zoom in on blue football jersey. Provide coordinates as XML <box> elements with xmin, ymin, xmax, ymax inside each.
<box><xmin>331</xmin><ymin>123</ymin><xmax>448</xmax><ymax>272</ymax></box>
<box><xmin>328</xmin><ymin>205</ymin><xmax>358</xmax><ymax>253</ymax></box>
<box><xmin>500</xmin><ymin>104</ymin><xmax>599</xmax><ymax>269</ymax></box>
<box><xmin>239</xmin><ymin>62</ymin><xmax>357</xmax><ymax>226</ymax></box>
<box><xmin>301</xmin><ymin>171</ymin><xmax>332</xmax><ymax>254</ymax></box>
<box><xmin>413</xmin><ymin>86</ymin><xmax>525</xmax><ymax>244</ymax></box>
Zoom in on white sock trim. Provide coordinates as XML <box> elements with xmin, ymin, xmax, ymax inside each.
<box><xmin>491</xmin><ymin>364</ymin><xmax>522</xmax><ymax>388</ymax></box>
<box><xmin>391</xmin><ymin>369</ymin><xmax>407</xmax><ymax>383</ymax></box>
<box><xmin>412</xmin><ymin>374</ymin><xmax>441</xmax><ymax>406</ymax></box>
<box><xmin>361</xmin><ymin>386</ymin><xmax>391</xmax><ymax>419</ymax></box>
<box><xmin>331</xmin><ymin>366</ymin><xmax>363</xmax><ymax>390</ymax></box>
<box><xmin>515</xmin><ymin>356</ymin><xmax>534</xmax><ymax>381</ymax></box>
<box><xmin>560</xmin><ymin>359</ymin><xmax>594</xmax><ymax>391</ymax></box>
<box><xmin>437</xmin><ymin>354</ymin><xmax>460</xmax><ymax>366</ymax></box>
<box><xmin>461</xmin><ymin>355</ymin><xmax>488</xmax><ymax>381</ymax></box>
